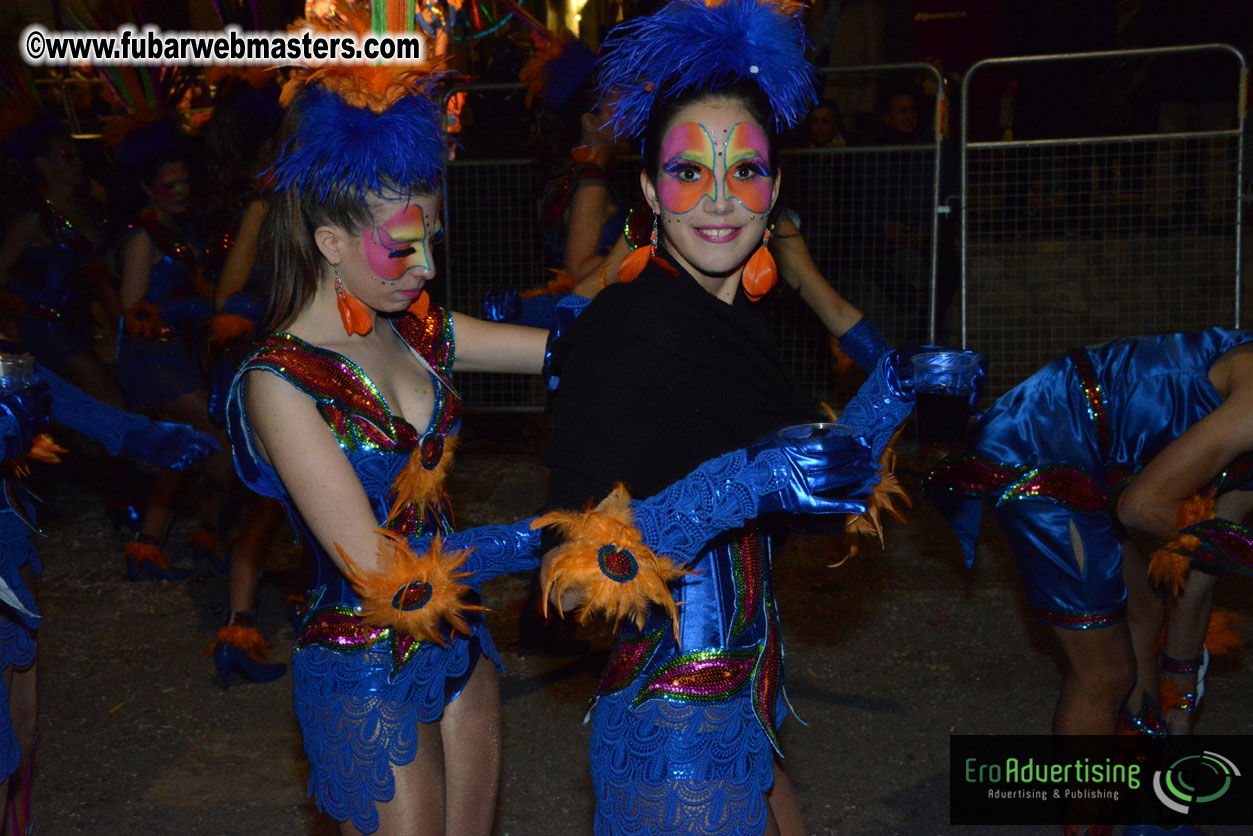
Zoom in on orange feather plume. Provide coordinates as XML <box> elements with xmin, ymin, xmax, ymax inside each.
<box><xmin>386</xmin><ymin>435</ymin><xmax>457</xmax><ymax>526</ymax></box>
<box><xmin>209</xmin><ymin>313</ymin><xmax>256</xmax><ymax>346</ymax></box>
<box><xmin>1147</xmin><ymin>491</ymin><xmax>1217</xmax><ymax>595</ymax></box>
<box><xmin>519</xmin><ymin>29</ymin><xmax>578</xmax><ymax>108</ymax></box>
<box><xmin>123</xmin><ymin>540</ymin><xmax>173</xmax><ymax>571</ymax></box>
<box><xmin>1203</xmin><ymin>608</ymin><xmax>1245</xmax><ymax>657</ymax></box>
<box><xmin>836</xmin><ymin>428</ymin><xmax>911</xmax><ymax>565</ymax></box>
<box><xmin>520</xmin><ymin>269</ymin><xmax>578</xmax><ymax>299</ymax></box>
<box><xmin>279</xmin><ymin>8</ymin><xmax>449</xmax><ymax>114</ymax></box>
<box><xmin>407</xmin><ymin>290</ymin><xmax>431</xmax><ymax>320</ymax></box>
<box><xmin>532</xmin><ymin>484</ymin><xmax>691</xmax><ymax>638</ymax></box>
<box><xmin>337</xmin><ymin>530</ymin><xmax>482</xmax><ymax>647</ymax></box>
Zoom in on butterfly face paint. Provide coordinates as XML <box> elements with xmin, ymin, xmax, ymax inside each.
<box><xmin>657</xmin><ymin>121</ymin><xmax>773</xmax><ymax>215</ymax></box>
<box><xmin>363</xmin><ymin>202</ymin><xmax>437</xmax><ymax>281</ymax></box>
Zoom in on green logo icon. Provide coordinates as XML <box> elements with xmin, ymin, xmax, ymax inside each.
<box><xmin>1152</xmin><ymin>752</ymin><xmax>1241</xmax><ymax>815</ymax></box>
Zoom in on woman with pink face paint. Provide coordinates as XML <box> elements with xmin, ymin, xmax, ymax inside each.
<box><xmin>539</xmin><ymin>2</ymin><xmax>915</xmax><ymax>834</ymax></box>
<box><xmin>114</xmin><ymin>120</ymin><xmax>235</xmax><ymax>582</ymax></box>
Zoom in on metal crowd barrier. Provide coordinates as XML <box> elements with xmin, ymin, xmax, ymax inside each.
<box><xmin>960</xmin><ymin>44</ymin><xmax>1248</xmax><ymax>397</ymax></box>
<box><xmin>440</xmin><ymin>64</ymin><xmax>948</xmax><ymax>410</ymax></box>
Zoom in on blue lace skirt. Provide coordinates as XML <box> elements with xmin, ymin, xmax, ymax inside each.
<box><xmin>292</xmin><ymin>626</ymin><xmax>500</xmax><ymax>834</ymax></box>
<box><xmin>589</xmin><ymin>678</ymin><xmax>777</xmax><ymax>836</ymax></box>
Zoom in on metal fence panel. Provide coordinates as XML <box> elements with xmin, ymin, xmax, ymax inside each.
<box><xmin>960</xmin><ymin>45</ymin><xmax>1247</xmax><ymax>398</ymax></box>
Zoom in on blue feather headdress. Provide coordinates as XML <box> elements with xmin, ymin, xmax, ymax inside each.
<box><xmin>269</xmin><ymin>84</ymin><xmax>446</xmax><ymax>204</ymax></box>
<box><xmin>266</xmin><ymin>4</ymin><xmax>450</xmax><ymax>205</ymax></box>
<box><xmin>520</xmin><ymin>31</ymin><xmax>597</xmax><ymax>111</ymax></box>
<box><xmin>596</xmin><ymin>0</ymin><xmax>817</xmax><ymax>139</ymax></box>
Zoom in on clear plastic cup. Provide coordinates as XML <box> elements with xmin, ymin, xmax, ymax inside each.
<box><xmin>911</xmin><ymin>351</ymin><xmax>978</xmax><ymax>453</ymax></box>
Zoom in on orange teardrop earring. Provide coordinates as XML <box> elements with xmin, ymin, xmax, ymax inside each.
<box><xmin>741</xmin><ymin>228</ymin><xmax>777</xmax><ymax>302</ymax></box>
<box><xmin>617</xmin><ymin>211</ymin><xmax>656</xmax><ymax>283</ymax></box>
<box><xmin>619</xmin><ymin>210</ymin><xmax>676</xmax><ymax>283</ymax></box>
<box><xmin>334</xmin><ymin>263</ymin><xmax>373</xmax><ymax>336</ymax></box>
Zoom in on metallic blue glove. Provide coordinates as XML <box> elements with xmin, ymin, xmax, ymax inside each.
<box><xmin>631</xmin><ymin>429</ymin><xmax>877</xmax><ymax>562</ymax></box>
<box><xmin>0</xmin><ymin>380</ymin><xmax>52</xmax><ymax>462</ymax></box>
<box><xmin>122</xmin><ymin>421</ymin><xmax>219</xmax><ymax>470</ymax></box>
<box><xmin>412</xmin><ymin>521</ymin><xmax>542</xmax><ymax>591</ymax></box>
<box><xmin>544</xmin><ymin>294</ymin><xmax>590</xmax><ymax>392</ymax></box>
<box><xmin>838</xmin><ymin>350</ymin><xmax>918</xmax><ymax>460</ymax></box>
<box><xmin>481</xmin><ymin>289</ymin><xmax>522</xmax><ymax>323</ymax></box>
<box><xmin>838</xmin><ymin>316</ymin><xmax>893</xmax><ymax>374</ymax></box>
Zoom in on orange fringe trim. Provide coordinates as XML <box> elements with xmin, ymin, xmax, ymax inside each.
<box><xmin>520</xmin><ymin>269</ymin><xmax>578</xmax><ymax>299</ymax></box>
<box><xmin>123</xmin><ymin>540</ymin><xmax>172</xmax><ymax>571</ymax></box>
<box><xmin>532</xmin><ymin>485</ymin><xmax>690</xmax><ymax>637</ymax></box>
<box><xmin>187</xmin><ymin>526</ymin><xmax>227</xmax><ymax>558</ymax></box>
<box><xmin>337</xmin><ymin>529</ymin><xmax>482</xmax><ymax>647</ymax></box>
<box><xmin>11</xmin><ymin>433</ymin><xmax>68</xmax><ymax>478</ymax></box>
<box><xmin>385</xmin><ymin>435</ymin><xmax>457</xmax><ymax>527</ymax></box>
<box><xmin>837</xmin><ymin>431</ymin><xmax>911</xmax><ymax>565</ymax></box>
<box><xmin>1147</xmin><ymin>492</ymin><xmax>1216</xmax><ymax>595</ymax></box>
<box><xmin>206</xmin><ymin>625</ymin><xmax>272</xmax><ymax>664</ymax></box>
<box><xmin>209</xmin><ymin>313</ymin><xmax>255</xmax><ymax>346</ymax></box>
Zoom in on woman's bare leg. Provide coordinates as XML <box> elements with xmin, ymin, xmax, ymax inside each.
<box><xmin>767</xmin><ymin>761</ymin><xmax>803</xmax><ymax>836</ymax></box>
<box><xmin>441</xmin><ymin>659</ymin><xmax>501</xmax><ymax>836</ymax></box>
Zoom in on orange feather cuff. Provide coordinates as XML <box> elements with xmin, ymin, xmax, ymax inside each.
<box><xmin>336</xmin><ymin>529</ymin><xmax>483</xmax><ymax>647</ymax></box>
<box><xmin>1148</xmin><ymin>492</ymin><xmax>1215</xmax><ymax>595</ymax></box>
<box><xmin>532</xmin><ymin>484</ymin><xmax>690</xmax><ymax>638</ymax></box>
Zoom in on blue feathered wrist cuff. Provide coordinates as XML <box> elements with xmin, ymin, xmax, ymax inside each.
<box><xmin>839</xmin><ymin>317</ymin><xmax>892</xmax><ymax>374</ymax></box>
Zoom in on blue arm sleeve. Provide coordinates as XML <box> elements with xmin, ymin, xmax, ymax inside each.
<box><xmin>838</xmin><ymin>317</ymin><xmax>893</xmax><ymax>374</ymax></box>
<box><xmin>41</xmin><ymin>364</ymin><xmax>146</xmax><ymax>456</ymax></box>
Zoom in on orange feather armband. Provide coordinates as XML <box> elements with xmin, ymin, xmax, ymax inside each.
<box><xmin>336</xmin><ymin>529</ymin><xmax>484</xmax><ymax>647</ymax></box>
<box><xmin>1148</xmin><ymin>493</ymin><xmax>1215</xmax><ymax>595</ymax></box>
<box><xmin>531</xmin><ymin>485</ymin><xmax>690</xmax><ymax>638</ymax></box>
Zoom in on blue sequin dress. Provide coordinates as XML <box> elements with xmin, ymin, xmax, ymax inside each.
<box><xmin>8</xmin><ymin>199</ymin><xmax>107</xmax><ymax>374</ymax></box>
<box><xmin>116</xmin><ymin>213</ymin><xmax>213</xmax><ymax>411</ymax></box>
<box><xmin>927</xmin><ymin>328</ymin><xmax>1253</xmax><ymax>627</ymax></box>
<box><xmin>226</xmin><ymin>308</ymin><xmax>507</xmax><ymax>834</ymax></box>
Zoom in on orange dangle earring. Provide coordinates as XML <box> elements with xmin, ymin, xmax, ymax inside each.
<box><xmin>334</xmin><ymin>263</ymin><xmax>373</xmax><ymax>336</ymax></box>
<box><xmin>619</xmin><ymin>210</ymin><xmax>675</xmax><ymax>283</ymax></box>
<box><xmin>741</xmin><ymin>227</ymin><xmax>777</xmax><ymax>302</ymax></box>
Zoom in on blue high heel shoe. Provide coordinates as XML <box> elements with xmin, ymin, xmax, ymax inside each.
<box><xmin>212</xmin><ymin>643</ymin><xmax>287</xmax><ymax>688</ymax></box>
<box><xmin>123</xmin><ymin>539</ymin><xmax>190</xmax><ymax>582</ymax></box>
<box><xmin>210</xmin><ymin>617</ymin><xmax>286</xmax><ymax>688</ymax></box>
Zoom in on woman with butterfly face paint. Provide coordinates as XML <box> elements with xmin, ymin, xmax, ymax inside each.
<box><xmin>539</xmin><ymin>2</ymin><xmax>916</xmax><ymax>834</ymax></box>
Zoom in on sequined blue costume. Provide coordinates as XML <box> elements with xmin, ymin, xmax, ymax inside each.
<box><xmin>7</xmin><ymin>199</ymin><xmax>107</xmax><ymax>375</ymax></box>
<box><xmin>116</xmin><ymin>212</ymin><xmax>213</xmax><ymax>411</ymax></box>
<box><xmin>927</xmin><ymin>329</ymin><xmax>1253</xmax><ymax>628</ymax></box>
<box><xmin>544</xmin><ymin>259</ymin><xmax>911</xmax><ymax>836</ymax></box>
<box><xmin>225</xmin><ymin>308</ymin><xmax>519</xmax><ymax>833</ymax></box>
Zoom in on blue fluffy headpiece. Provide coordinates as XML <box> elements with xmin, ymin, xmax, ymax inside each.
<box><xmin>596</xmin><ymin>0</ymin><xmax>817</xmax><ymax>139</ymax></box>
<box><xmin>268</xmin><ymin>83</ymin><xmax>446</xmax><ymax>205</ymax></box>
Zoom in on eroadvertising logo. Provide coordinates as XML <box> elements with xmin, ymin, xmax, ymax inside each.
<box><xmin>1151</xmin><ymin>750</ymin><xmax>1241</xmax><ymax>815</ymax></box>
<box><xmin>950</xmin><ymin>735</ymin><xmax>1251</xmax><ymax>827</ymax></box>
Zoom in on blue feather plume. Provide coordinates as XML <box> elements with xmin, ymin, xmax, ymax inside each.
<box><xmin>596</xmin><ymin>0</ymin><xmax>818</xmax><ymax>139</ymax></box>
<box><xmin>268</xmin><ymin>85</ymin><xmax>446</xmax><ymax>204</ymax></box>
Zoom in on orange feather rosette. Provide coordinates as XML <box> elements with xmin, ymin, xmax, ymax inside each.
<box><xmin>533</xmin><ymin>485</ymin><xmax>690</xmax><ymax>637</ymax></box>
<box><xmin>1148</xmin><ymin>492</ymin><xmax>1215</xmax><ymax>595</ymax></box>
<box><xmin>337</xmin><ymin>529</ymin><xmax>483</xmax><ymax>647</ymax></box>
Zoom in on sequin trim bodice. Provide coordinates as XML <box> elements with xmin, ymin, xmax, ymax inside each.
<box><xmin>227</xmin><ymin>307</ymin><xmax>462</xmax><ymax>613</ymax></box>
